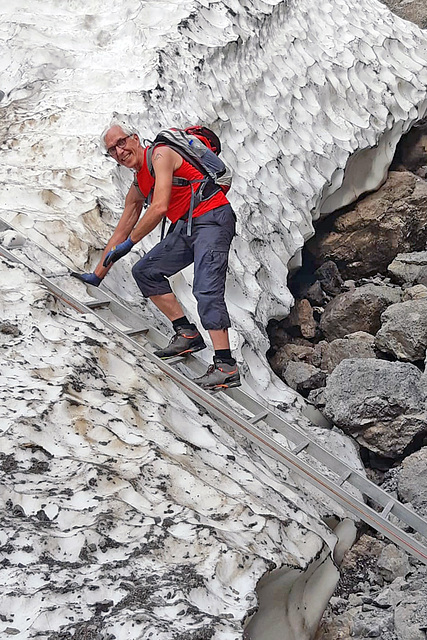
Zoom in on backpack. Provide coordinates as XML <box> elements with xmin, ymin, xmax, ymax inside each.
<box><xmin>145</xmin><ymin>126</ymin><xmax>232</xmax><ymax>238</ymax></box>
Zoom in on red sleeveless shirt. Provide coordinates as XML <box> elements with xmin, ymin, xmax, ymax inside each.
<box><xmin>135</xmin><ymin>147</ymin><xmax>229</xmax><ymax>223</ymax></box>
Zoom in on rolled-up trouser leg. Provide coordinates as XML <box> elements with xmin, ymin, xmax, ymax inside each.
<box><xmin>131</xmin><ymin>224</ymin><xmax>194</xmax><ymax>297</ymax></box>
<box><xmin>131</xmin><ymin>205</ymin><xmax>235</xmax><ymax>330</ymax></box>
<box><xmin>192</xmin><ymin>205</ymin><xmax>235</xmax><ymax>331</ymax></box>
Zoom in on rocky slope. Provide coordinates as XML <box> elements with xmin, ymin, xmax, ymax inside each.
<box><xmin>273</xmin><ymin>55</ymin><xmax>427</xmax><ymax>640</ymax></box>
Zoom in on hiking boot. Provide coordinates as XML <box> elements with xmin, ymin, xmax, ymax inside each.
<box><xmin>193</xmin><ymin>357</ymin><xmax>241</xmax><ymax>390</ymax></box>
<box><xmin>154</xmin><ymin>326</ymin><xmax>206</xmax><ymax>359</ymax></box>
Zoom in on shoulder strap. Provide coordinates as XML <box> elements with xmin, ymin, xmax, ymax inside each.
<box><xmin>145</xmin><ymin>140</ymin><xmax>208</xmax><ymax>187</ymax></box>
<box><xmin>132</xmin><ymin>174</ymin><xmax>142</xmax><ymax>194</ymax></box>
<box><xmin>153</xmin><ymin>130</ymin><xmax>218</xmax><ymax>182</ymax></box>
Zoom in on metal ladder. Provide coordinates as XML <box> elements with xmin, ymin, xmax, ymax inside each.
<box><xmin>1</xmin><ymin>217</ymin><xmax>427</xmax><ymax>564</ymax></box>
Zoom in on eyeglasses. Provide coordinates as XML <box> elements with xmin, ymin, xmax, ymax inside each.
<box><xmin>106</xmin><ymin>135</ymin><xmax>132</xmax><ymax>157</ymax></box>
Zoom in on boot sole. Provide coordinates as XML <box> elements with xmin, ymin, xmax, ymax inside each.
<box><xmin>156</xmin><ymin>343</ymin><xmax>207</xmax><ymax>360</ymax></box>
<box><xmin>200</xmin><ymin>379</ymin><xmax>241</xmax><ymax>391</ymax></box>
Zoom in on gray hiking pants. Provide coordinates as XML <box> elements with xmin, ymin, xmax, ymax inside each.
<box><xmin>131</xmin><ymin>204</ymin><xmax>235</xmax><ymax>331</ymax></box>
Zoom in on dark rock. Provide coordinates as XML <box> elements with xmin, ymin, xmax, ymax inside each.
<box><xmin>388</xmin><ymin>251</ymin><xmax>427</xmax><ymax>287</ymax></box>
<box><xmin>320</xmin><ymin>331</ymin><xmax>377</xmax><ymax>373</ymax></box>
<box><xmin>321</xmin><ymin>358</ymin><xmax>427</xmax><ymax>457</ymax></box>
<box><xmin>36</xmin><ymin>509</ymin><xmax>50</xmax><ymax>522</ymax></box>
<box><xmin>320</xmin><ymin>284</ymin><xmax>401</xmax><ymax>340</ymax></box>
<box><xmin>306</xmin><ymin>280</ymin><xmax>327</xmax><ymax>306</ymax></box>
<box><xmin>314</xmin><ymin>260</ymin><xmax>344</xmax><ymax>296</ymax></box>
<box><xmin>12</xmin><ymin>505</ymin><xmax>26</xmax><ymax>517</ymax></box>
<box><xmin>269</xmin><ymin>343</ymin><xmax>316</xmax><ymax>376</ymax></box>
<box><xmin>391</xmin><ymin>118</ymin><xmax>427</xmax><ymax>173</ymax></box>
<box><xmin>94</xmin><ymin>600</ymin><xmax>114</xmax><ymax>614</ymax></box>
<box><xmin>397</xmin><ymin>448</ymin><xmax>427</xmax><ymax>518</ymax></box>
<box><xmin>306</xmin><ymin>171</ymin><xmax>427</xmax><ymax>279</ymax></box>
<box><xmin>0</xmin><ymin>322</ymin><xmax>21</xmax><ymax>337</ymax></box>
<box><xmin>0</xmin><ymin>454</ymin><xmax>18</xmax><ymax>473</ymax></box>
<box><xmin>375</xmin><ymin>299</ymin><xmax>427</xmax><ymax>361</ymax></box>
<box><xmin>307</xmin><ymin>387</ymin><xmax>326</xmax><ymax>410</ymax></box>
<box><xmin>283</xmin><ymin>299</ymin><xmax>317</xmax><ymax>339</ymax></box>
<box><xmin>283</xmin><ymin>361</ymin><xmax>327</xmax><ymax>397</ymax></box>
<box><xmin>267</xmin><ymin>318</ymin><xmax>291</xmax><ymax>347</ymax></box>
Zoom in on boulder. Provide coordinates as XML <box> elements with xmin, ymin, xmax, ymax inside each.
<box><xmin>307</xmin><ymin>387</ymin><xmax>326</xmax><ymax>410</ymax></box>
<box><xmin>284</xmin><ymin>299</ymin><xmax>317</xmax><ymax>339</ymax></box>
<box><xmin>306</xmin><ymin>280</ymin><xmax>328</xmax><ymax>306</ymax></box>
<box><xmin>320</xmin><ymin>332</ymin><xmax>377</xmax><ymax>373</ymax></box>
<box><xmin>306</xmin><ymin>171</ymin><xmax>427</xmax><ymax>279</ymax></box>
<box><xmin>377</xmin><ymin>545</ymin><xmax>411</xmax><ymax>582</ymax></box>
<box><xmin>395</xmin><ymin>588</ymin><xmax>427</xmax><ymax>640</ymax></box>
<box><xmin>402</xmin><ymin>284</ymin><xmax>427</xmax><ymax>301</ymax></box>
<box><xmin>269</xmin><ymin>343</ymin><xmax>315</xmax><ymax>376</ymax></box>
<box><xmin>388</xmin><ymin>251</ymin><xmax>427</xmax><ymax>286</ymax></box>
<box><xmin>397</xmin><ymin>448</ymin><xmax>427</xmax><ymax>518</ymax></box>
<box><xmin>314</xmin><ymin>261</ymin><xmax>344</xmax><ymax>297</ymax></box>
<box><xmin>321</xmin><ymin>359</ymin><xmax>427</xmax><ymax>457</ymax></box>
<box><xmin>375</xmin><ymin>299</ymin><xmax>427</xmax><ymax>361</ymax></box>
<box><xmin>271</xmin><ymin>342</ymin><xmax>328</xmax><ymax>373</ymax></box>
<box><xmin>320</xmin><ymin>284</ymin><xmax>401</xmax><ymax>341</ymax></box>
<box><xmin>283</xmin><ymin>361</ymin><xmax>327</xmax><ymax>397</ymax></box>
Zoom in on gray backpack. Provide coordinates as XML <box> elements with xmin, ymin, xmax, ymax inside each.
<box><xmin>145</xmin><ymin>127</ymin><xmax>232</xmax><ymax>238</ymax></box>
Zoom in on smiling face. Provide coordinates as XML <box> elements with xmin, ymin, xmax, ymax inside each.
<box><xmin>104</xmin><ymin>125</ymin><xmax>144</xmax><ymax>171</ymax></box>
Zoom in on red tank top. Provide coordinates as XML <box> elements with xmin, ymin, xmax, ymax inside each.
<box><xmin>136</xmin><ymin>147</ymin><xmax>229</xmax><ymax>223</ymax></box>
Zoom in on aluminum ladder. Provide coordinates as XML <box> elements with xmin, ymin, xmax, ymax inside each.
<box><xmin>1</xmin><ymin>217</ymin><xmax>426</xmax><ymax>564</ymax></box>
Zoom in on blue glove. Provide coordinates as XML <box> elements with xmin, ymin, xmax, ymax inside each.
<box><xmin>70</xmin><ymin>272</ymin><xmax>102</xmax><ymax>286</ymax></box>
<box><xmin>103</xmin><ymin>237</ymin><xmax>135</xmax><ymax>267</ymax></box>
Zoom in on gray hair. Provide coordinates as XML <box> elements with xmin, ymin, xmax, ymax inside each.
<box><xmin>100</xmin><ymin>117</ymin><xmax>138</xmax><ymax>151</ymax></box>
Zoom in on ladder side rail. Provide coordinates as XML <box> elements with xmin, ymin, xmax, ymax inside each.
<box><xmin>0</xmin><ymin>232</ymin><xmax>164</xmax><ymax>346</ymax></box>
<box><xmin>225</xmin><ymin>390</ymin><xmax>427</xmax><ymax>538</ymax></box>
<box><xmin>266</xmin><ymin>411</ymin><xmax>427</xmax><ymax>537</ymax></box>
<box><xmin>146</xmin><ymin>365</ymin><xmax>427</xmax><ymax>564</ymax></box>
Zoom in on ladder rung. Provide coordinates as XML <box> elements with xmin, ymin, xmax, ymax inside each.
<box><xmin>85</xmin><ymin>300</ymin><xmax>111</xmax><ymax>310</ymax></box>
<box><xmin>249</xmin><ymin>411</ymin><xmax>269</xmax><ymax>425</ymax></box>
<box><xmin>7</xmin><ymin>239</ymin><xmax>26</xmax><ymax>248</ymax></box>
<box><xmin>124</xmin><ymin>327</ymin><xmax>149</xmax><ymax>337</ymax></box>
<box><xmin>381</xmin><ymin>500</ymin><xmax>395</xmax><ymax>519</ymax></box>
<box><xmin>158</xmin><ymin>355</ymin><xmax>186</xmax><ymax>365</ymax></box>
<box><xmin>337</xmin><ymin>470</ymin><xmax>352</xmax><ymax>486</ymax></box>
<box><xmin>292</xmin><ymin>440</ymin><xmax>309</xmax><ymax>455</ymax></box>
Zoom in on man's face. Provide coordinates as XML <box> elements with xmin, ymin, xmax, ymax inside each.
<box><xmin>104</xmin><ymin>126</ymin><xmax>142</xmax><ymax>170</ymax></box>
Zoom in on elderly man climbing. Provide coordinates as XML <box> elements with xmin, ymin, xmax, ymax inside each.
<box><xmin>72</xmin><ymin>123</ymin><xmax>240</xmax><ymax>390</ymax></box>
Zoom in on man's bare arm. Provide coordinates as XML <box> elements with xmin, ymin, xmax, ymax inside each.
<box><xmin>94</xmin><ymin>183</ymin><xmax>144</xmax><ymax>278</ymax></box>
<box><xmin>129</xmin><ymin>147</ymin><xmax>181</xmax><ymax>243</ymax></box>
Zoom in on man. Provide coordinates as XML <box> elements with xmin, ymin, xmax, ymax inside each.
<box><xmin>73</xmin><ymin>123</ymin><xmax>240</xmax><ymax>390</ymax></box>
